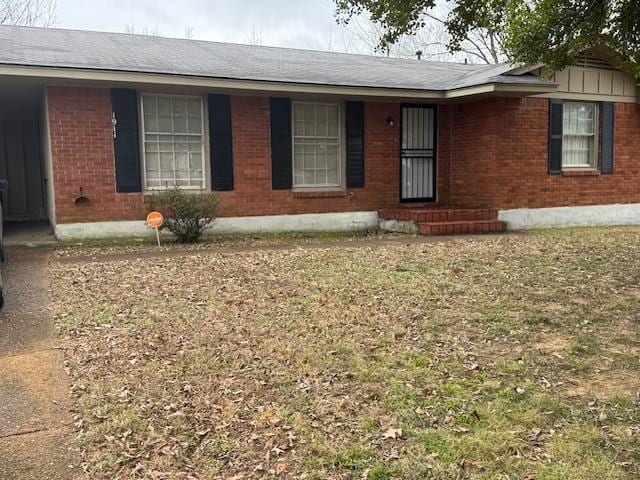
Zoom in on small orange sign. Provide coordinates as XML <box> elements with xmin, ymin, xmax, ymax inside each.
<box><xmin>146</xmin><ymin>211</ymin><xmax>164</xmax><ymax>229</ymax></box>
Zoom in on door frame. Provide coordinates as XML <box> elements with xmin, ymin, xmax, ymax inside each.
<box><xmin>399</xmin><ymin>103</ymin><xmax>438</xmax><ymax>203</ymax></box>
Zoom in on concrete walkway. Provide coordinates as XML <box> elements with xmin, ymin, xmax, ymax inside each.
<box><xmin>0</xmin><ymin>246</ymin><xmax>80</xmax><ymax>479</ymax></box>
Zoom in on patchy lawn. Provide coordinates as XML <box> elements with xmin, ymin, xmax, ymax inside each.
<box><xmin>50</xmin><ymin>227</ymin><xmax>640</xmax><ymax>479</ymax></box>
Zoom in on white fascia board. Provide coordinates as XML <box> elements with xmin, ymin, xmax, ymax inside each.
<box><xmin>0</xmin><ymin>64</ymin><xmax>557</xmax><ymax>100</ymax></box>
<box><xmin>0</xmin><ymin>65</ymin><xmax>446</xmax><ymax>99</ymax></box>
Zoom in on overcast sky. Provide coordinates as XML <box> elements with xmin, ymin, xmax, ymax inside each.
<box><xmin>55</xmin><ymin>0</ymin><xmax>359</xmax><ymax>52</ymax></box>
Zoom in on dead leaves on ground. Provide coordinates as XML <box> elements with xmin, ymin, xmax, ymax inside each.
<box><xmin>49</xmin><ymin>227</ymin><xmax>640</xmax><ymax>479</ymax></box>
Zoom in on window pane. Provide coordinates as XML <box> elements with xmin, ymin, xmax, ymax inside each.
<box><xmin>327</xmin><ymin>168</ymin><xmax>338</xmax><ymax>185</ymax></box>
<box><xmin>317</xmin><ymin>105</ymin><xmax>328</xmax><ymax>137</ymax></box>
<box><xmin>326</xmin><ymin>146</ymin><xmax>339</xmax><ymax>169</ymax></box>
<box><xmin>142</xmin><ymin>94</ymin><xmax>204</xmax><ymax>189</ymax></box>
<box><xmin>188</xmin><ymin>116</ymin><xmax>202</xmax><ymax>134</ymax></box>
<box><xmin>175</xmin><ymin>152</ymin><xmax>189</xmax><ymax>170</ymax></box>
<box><xmin>173</xmin><ymin>115</ymin><xmax>187</xmax><ymax>133</ymax></box>
<box><xmin>158</xmin><ymin>115</ymin><xmax>172</xmax><ymax>133</ymax></box>
<box><xmin>157</xmin><ymin>97</ymin><xmax>172</xmax><ymax>115</ymax></box>
<box><xmin>189</xmin><ymin>153</ymin><xmax>202</xmax><ymax>170</ymax></box>
<box><xmin>160</xmin><ymin>152</ymin><xmax>173</xmax><ymax>170</ymax></box>
<box><xmin>304</xmin><ymin>170</ymin><xmax>315</xmax><ymax>184</ymax></box>
<box><xmin>173</xmin><ymin>97</ymin><xmax>186</xmax><ymax>115</ymax></box>
<box><xmin>145</xmin><ymin>151</ymin><xmax>159</xmax><ymax>170</ymax></box>
<box><xmin>292</xmin><ymin>102</ymin><xmax>341</xmax><ymax>187</ymax></box>
<box><xmin>144</xmin><ymin>114</ymin><xmax>158</xmax><ymax>132</ymax></box>
<box><xmin>187</xmin><ymin>98</ymin><xmax>201</xmax><ymax>116</ymax></box>
<box><xmin>158</xmin><ymin>141</ymin><xmax>173</xmax><ymax>152</ymax></box>
<box><xmin>293</xmin><ymin>104</ymin><xmax>304</xmax><ymax>136</ymax></box>
<box><xmin>304</xmin><ymin>105</ymin><xmax>316</xmax><ymax>136</ymax></box>
<box><xmin>142</xmin><ymin>96</ymin><xmax>156</xmax><ymax>115</ymax></box>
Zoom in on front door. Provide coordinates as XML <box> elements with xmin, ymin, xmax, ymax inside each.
<box><xmin>400</xmin><ymin>105</ymin><xmax>436</xmax><ymax>202</ymax></box>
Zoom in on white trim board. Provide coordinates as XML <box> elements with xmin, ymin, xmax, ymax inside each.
<box><xmin>0</xmin><ymin>65</ymin><xmax>557</xmax><ymax>100</ymax></box>
<box><xmin>55</xmin><ymin>211</ymin><xmax>379</xmax><ymax>240</ymax></box>
<box><xmin>499</xmin><ymin>203</ymin><xmax>640</xmax><ymax>230</ymax></box>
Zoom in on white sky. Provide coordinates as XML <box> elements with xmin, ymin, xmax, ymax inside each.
<box><xmin>55</xmin><ymin>0</ymin><xmax>358</xmax><ymax>51</ymax></box>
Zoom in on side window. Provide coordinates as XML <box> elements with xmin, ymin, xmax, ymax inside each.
<box><xmin>562</xmin><ymin>102</ymin><xmax>598</xmax><ymax>170</ymax></box>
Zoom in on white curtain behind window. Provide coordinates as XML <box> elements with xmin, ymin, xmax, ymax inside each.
<box><xmin>562</xmin><ymin>103</ymin><xmax>596</xmax><ymax>168</ymax></box>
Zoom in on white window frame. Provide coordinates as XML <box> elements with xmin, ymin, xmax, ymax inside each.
<box><xmin>291</xmin><ymin>101</ymin><xmax>344</xmax><ymax>189</ymax></box>
<box><xmin>562</xmin><ymin>101</ymin><xmax>599</xmax><ymax>171</ymax></box>
<box><xmin>139</xmin><ymin>93</ymin><xmax>207</xmax><ymax>191</ymax></box>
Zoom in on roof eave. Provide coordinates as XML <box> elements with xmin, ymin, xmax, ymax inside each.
<box><xmin>445</xmin><ymin>82</ymin><xmax>558</xmax><ymax>98</ymax></box>
<box><xmin>0</xmin><ymin>64</ymin><xmax>558</xmax><ymax>100</ymax></box>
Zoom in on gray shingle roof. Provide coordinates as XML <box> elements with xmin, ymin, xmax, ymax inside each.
<box><xmin>0</xmin><ymin>25</ymin><xmax>554</xmax><ymax>92</ymax></box>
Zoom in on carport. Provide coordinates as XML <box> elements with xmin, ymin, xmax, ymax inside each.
<box><xmin>0</xmin><ymin>78</ymin><xmax>54</xmax><ymax>239</ymax></box>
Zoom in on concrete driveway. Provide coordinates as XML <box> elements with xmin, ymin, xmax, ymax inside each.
<box><xmin>0</xmin><ymin>246</ymin><xmax>80</xmax><ymax>479</ymax></box>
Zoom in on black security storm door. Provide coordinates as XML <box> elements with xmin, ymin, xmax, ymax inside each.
<box><xmin>400</xmin><ymin>105</ymin><xmax>437</xmax><ymax>202</ymax></box>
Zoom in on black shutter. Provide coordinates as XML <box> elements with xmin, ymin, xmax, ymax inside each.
<box><xmin>270</xmin><ymin>97</ymin><xmax>293</xmax><ymax>190</ymax></box>
<box><xmin>111</xmin><ymin>88</ymin><xmax>142</xmax><ymax>192</ymax></box>
<box><xmin>346</xmin><ymin>101</ymin><xmax>365</xmax><ymax>188</ymax></box>
<box><xmin>208</xmin><ymin>94</ymin><xmax>234</xmax><ymax>190</ymax></box>
<box><xmin>601</xmin><ymin>102</ymin><xmax>615</xmax><ymax>174</ymax></box>
<box><xmin>548</xmin><ymin>99</ymin><xmax>563</xmax><ymax>175</ymax></box>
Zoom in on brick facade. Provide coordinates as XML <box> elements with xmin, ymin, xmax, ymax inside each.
<box><xmin>215</xmin><ymin>97</ymin><xmax>404</xmax><ymax>217</ymax></box>
<box><xmin>444</xmin><ymin>97</ymin><xmax>640</xmax><ymax>209</ymax></box>
<box><xmin>47</xmin><ymin>86</ymin><xmax>640</xmax><ymax>226</ymax></box>
<box><xmin>48</xmin><ymin>87</ymin><xmax>143</xmax><ymax>223</ymax></box>
<box><xmin>48</xmin><ymin>87</ymin><xmax>415</xmax><ymax>224</ymax></box>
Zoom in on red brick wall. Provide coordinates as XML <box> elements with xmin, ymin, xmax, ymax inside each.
<box><xmin>215</xmin><ymin>97</ymin><xmax>403</xmax><ymax>216</ymax></box>
<box><xmin>48</xmin><ymin>86</ymin><xmax>143</xmax><ymax>223</ymax></box>
<box><xmin>446</xmin><ymin>97</ymin><xmax>640</xmax><ymax>209</ymax></box>
<box><xmin>48</xmin><ymin>86</ymin><xmax>640</xmax><ymax>226</ymax></box>
<box><xmin>48</xmin><ymin>87</ymin><xmax>414</xmax><ymax>224</ymax></box>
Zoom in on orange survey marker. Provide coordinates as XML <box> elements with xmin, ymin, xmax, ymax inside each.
<box><xmin>146</xmin><ymin>211</ymin><xmax>164</xmax><ymax>246</ymax></box>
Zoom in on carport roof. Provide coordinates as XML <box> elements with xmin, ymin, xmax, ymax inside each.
<box><xmin>0</xmin><ymin>25</ymin><xmax>556</xmax><ymax>97</ymax></box>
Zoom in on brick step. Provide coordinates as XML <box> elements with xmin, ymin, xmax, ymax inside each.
<box><xmin>418</xmin><ymin>220</ymin><xmax>507</xmax><ymax>236</ymax></box>
<box><xmin>379</xmin><ymin>207</ymin><xmax>499</xmax><ymax>223</ymax></box>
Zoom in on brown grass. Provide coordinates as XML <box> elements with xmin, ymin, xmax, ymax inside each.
<box><xmin>50</xmin><ymin>227</ymin><xmax>640</xmax><ymax>479</ymax></box>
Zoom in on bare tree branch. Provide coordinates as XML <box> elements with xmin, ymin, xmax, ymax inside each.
<box><xmin>0</xmin><ymin>0</ymin><xmax>56</xmax><ymax>27</ymax></box>
<box><xmin>334</xmin><ymin>3</ymin><xmax>506</xmax><ymax>64</ymax></box>
<box><xmin>124</xmin><ymin>24</ymin><xmax>161</xmax><ymax>36</ymax></box>
<box><xmin>246</xmin><ymin>24</ymin><xmax>263</xmax><ymax>46</ymax></box>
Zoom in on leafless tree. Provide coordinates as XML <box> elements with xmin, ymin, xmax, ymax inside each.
<box><xmin>245</xmin><ymin>24</ymin><xmax>263</xmax><ymax>46</ymax></box>
<box><xmin>124</xmin><ymin>24</ymin><xmax>161</xmax><ymax>36</ymax></box>
<box><xmin>184</xmin><ymin>26</ymin><xmax>194</xmax><ymax>40</ymax></box>
<box><xmin>343</xmin><ymin>15</ymin><xmax>410</xmax><ymax>57</ymax></box>
<box><xmin>306</xmin><ymin>27</ymin><xmax>359</xmax><ymax>54</ymax></box>
<box><xmin>0</xmin><ymin>0</ymin><xmax>56</xmax><ymax>27</ymax></box>
<box><xmin>335</xmin><ymin>3</ymin><xmax>505</xmax><ymax>64</ymax></box>
<box><xmin>404</xmin><ymin>6</ymin><xmax>505</xmax><ymax>64</ymax></box>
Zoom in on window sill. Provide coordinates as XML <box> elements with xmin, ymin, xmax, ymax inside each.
<box><xmin>292</xmin><ymin>190</ymin><xmax>348</xmax><ymax>198</ymax></box>
<box><xmin>561</xmin><ymin>169</ymin><xmax>600</xmax><ymax>177</ymax></box>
